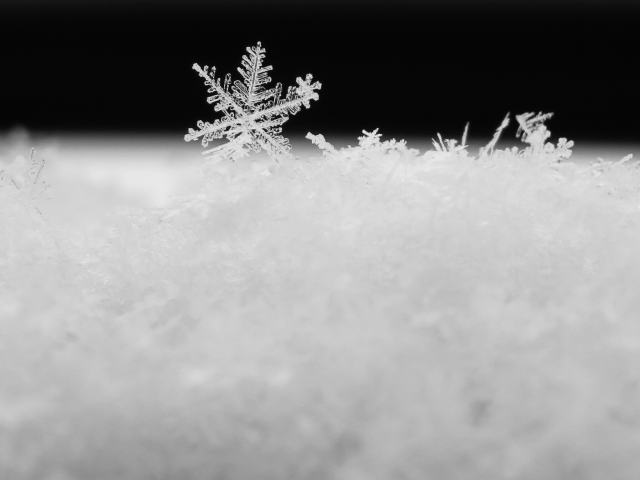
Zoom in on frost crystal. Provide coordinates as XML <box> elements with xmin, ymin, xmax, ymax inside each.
<box><xmin>185</xmin><ymin>42</ymin><xmax>321</xmax><ymax>162</ymax></box>
<box><xmin>516</xmin><ymin>112</ymin><xmax>554</xmax><ymax>153</ymax></box>
<box><xmin>516</xmin><ymin>112</ymin><xmax>574</xmax><ymax>162</ymax></box>
<box><xmin>479</xmin><ymin>113</ymin><xmax>510</xmax><ymax>158</ymax></box>
<box><xmin>0</xmin><ymin>148</ymin><xmax>49</xmax><ymax>220</ymax></box>
<box><xmin>305</xmin><ymin>132</ymin><xmax>337</xmax><ymax>156</ymax></box>
<box><xmin>0</xmin><ymin>148</ymin><xmax>47</xmax><ymax>198</ymax></box>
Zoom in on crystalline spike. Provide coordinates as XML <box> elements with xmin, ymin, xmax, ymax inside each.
<box><xmin>479</xmin><ymin>113</ymin><xmax>510</xmax><ymax>158</ymax></box>
<box><xmin>516</xmin><ymin>112</ymin><xmax>553</xmax><ymax>139</ymax></box>
<box><xmin>272</xmin><ymin>83</ymin><xmax>282</xmax><ymax>104</ymax></box>
<box><xmin>461</xmin><ymin>122</ymin><xmax>469</xmax><ymax>147</ymax></box>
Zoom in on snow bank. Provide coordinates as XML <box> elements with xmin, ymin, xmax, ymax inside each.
<box><xmin>1</xmin><ymin>124</ymin><xmax>640</xmax><ymax>480</ymax></box>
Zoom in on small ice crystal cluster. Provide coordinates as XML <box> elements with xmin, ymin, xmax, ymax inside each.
<box><xmin>185</xmin><ymin>42</ymin><xmax>321</xmax><ymax>162</ymax></box>
<box><xmin>302</xmin><ymin>112</ymin><xmax>578</xmax><ymax>188</ymax></box>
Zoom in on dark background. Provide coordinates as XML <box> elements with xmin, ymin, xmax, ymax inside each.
<box><xmin>1</xmin><ymin>0</ymin><xmax>639</xmax><ymax>142</ymax></box>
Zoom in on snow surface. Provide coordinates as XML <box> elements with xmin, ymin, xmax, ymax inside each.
<box><xmin>1</xmin><ymin>131</ymin><xmax>640</xmax><ymax>480</ymax></box>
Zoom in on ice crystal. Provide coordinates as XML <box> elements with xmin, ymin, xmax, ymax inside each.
<box><xmin>479</xmin><ymin>113</ymin><xmax>510</xmax><ymax>158</ymax></box>
<box><xmin>432</xmin><ymin>133</ymin><xmax>465</xmax><ymax>156</ymax></box>
<box><xmin>587</xmin><ymin>154</ymin><xmax>636</xmax><ymax>177</ymax></box>
<box><xmin>306</xmin><ymin>129</ymin><xmax>426</xmax><ymax>184</ymax></box>
<box><xmin>516</xmin><ymin>112</ymin><xmax>554</xmax><ymax>153</ymax></box>
<box><xmin>185</xmin><ymin>42</ymin><xmax>321</xmax><ymax>162</ymax></box>
<box><xmin>305</xmin><ymin>132</ymin><xmax>337</xmax><ymax>156</ymax></box>
<box><xmin>543</xmin><ymin>137</ymin><xmax>574</xmax><ymax>162</ymax></box>
<box><xmin>0</xmin><ymin>148</ymin><xmax>48</xmax><ymax>201</ymax></box>
<box><xmin>515</xmin><ymin>112</ymin><xmax>574</xmax><ymax>162</ymax></box>
<box><xmin>0</xmin><ymin>148</ymin><xmax>49</xmax><ymax>221</ymax></box>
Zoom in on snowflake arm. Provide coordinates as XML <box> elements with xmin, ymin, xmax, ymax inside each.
<box><xmin>234</xmin><ymin>43</ymin><xmax>276</xmax><ymax>108</ymax></box>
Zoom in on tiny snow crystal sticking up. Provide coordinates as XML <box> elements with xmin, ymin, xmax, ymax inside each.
<box><xmin>0</xmin><ymin>148</ymin><xmax>47</xmax><ymax>197</ymax></box>
<box><xmin>185</xmin><ymin>42</ymin><xmax>321</xmax><ymax>162</ymax></box>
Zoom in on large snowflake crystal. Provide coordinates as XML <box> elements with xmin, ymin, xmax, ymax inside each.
<box><xmin>185</xmin><ymin>42</ymin><xmax>321</xmax><ymax>162</ymax></box>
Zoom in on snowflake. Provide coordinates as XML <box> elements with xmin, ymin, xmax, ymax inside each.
<box><xmin>185</xmin><ymin>42</ymin><xmax>321</xmax><ymax>162</ymax></box>
<box><xmin>543</xmin><ymin>137</ymin><xmax>574</xmax><ymax>161</ymax></box>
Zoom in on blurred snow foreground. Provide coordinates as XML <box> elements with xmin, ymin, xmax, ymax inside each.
<box><xmin>2</xmin><ymin>115</ymin><xmax>640</xmax><ymax>480</ymax></box>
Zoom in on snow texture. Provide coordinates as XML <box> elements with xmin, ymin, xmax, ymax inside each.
<box><xmin>0</xmin><ymin>148</ymin><xmax>48</xmax><ymax>221</ymax></box>
<box><xmin>0</xmin><ymin>147</ymin><xmax>46</xmax><ymax>196</ymax></box>
<box><xmin>185</xmin><ymin>42</ymin><xmax>321</xmax><ymax>162</ymax></box>
<box><xmin>3</xmin><ymin>117</ymin><xmax>640</xmax><ymax>480</ymax></box>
